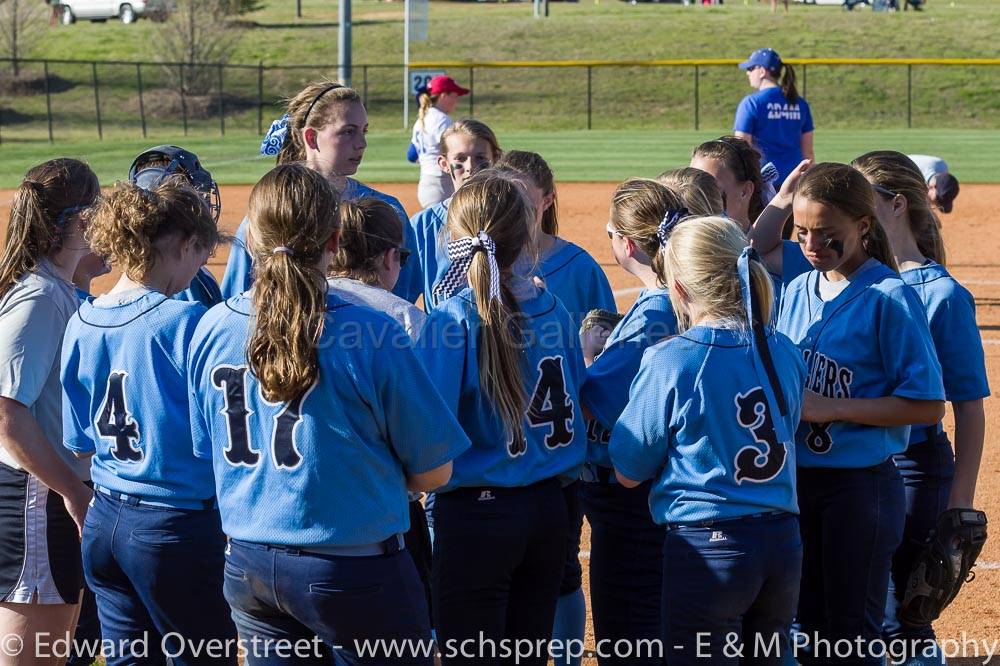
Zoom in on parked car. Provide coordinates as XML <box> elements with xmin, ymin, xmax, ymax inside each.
<box><xmin>59</xmin><ymin>0</ymin><xmax>147</xmax><ymax>24</ymax></box>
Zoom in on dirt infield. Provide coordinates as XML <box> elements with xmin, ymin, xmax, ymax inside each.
<box><xmin>0</xmin><ymin>183</ymin><xmax>997</xmax><ymax>655</ymax></box>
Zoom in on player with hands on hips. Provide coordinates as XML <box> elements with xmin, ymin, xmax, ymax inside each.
<box><xmin>777</xmin><ymin>163</ymin><xmax>946</xmax><ymax>665</ymax></box>
<box><xmin>578</xmin><ymin>179</ymin><xmax>687</xmax><ymax>665</ymax></box>
<box><xmin>408</xmin><ymin>75</ymin><xmax>470</xmax><ymax>208</ymax></box>
<box><xmin>0</xmin><ymin>159</ymin><xmax>98</xmax><ymax>655</ymax></box>
<box><xmin>60</xmin><ymin>180</ymin><xmax>235</xmax><ymax>665</ymax></box>
<box><xmin>188</xmin><ymin>164</ymin><xmax>467</xmax><ymax>665</ymax></box>
<box><xmin>852</xmin><ymin>151</ymin><xmax>989</xmax><ymax>662</ymax></box>
<box><xmin>225</xmin><ymin>81</ymin><xmax>421</xmax><ymax>303</ymax></box>
<box><xmin>610</xmin><ymin>215</ymin><xmax>807</xmax><ymax>666</ymax></box>
<box><xmin>416</xmin><ymin>169</ymin><xmax>586</xmax><ymax>666</ymax></box>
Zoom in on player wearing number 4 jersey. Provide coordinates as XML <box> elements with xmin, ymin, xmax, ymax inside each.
<box><xmin>189</xmin><ymin>164</ymin><xmax>468</xmax><ymax>665</ymax></box>
<box><xmin>611</xmin><ymin>216</ymin><xmax>806</xmax><ymax>666</ymax></box>
<box><xmin>416</xmin><ymin>170</ymin><xmax>585</xmax><ymax>666</ymax></box>
<box><xmin>60</xmin><ymin>180</ymin><xmax>236</xmax><ymax>665</ymax></box>
<box><xmin>777</xmin><ymin>163</ymin><xmax>944</xmax><ymax>665</ymax></box>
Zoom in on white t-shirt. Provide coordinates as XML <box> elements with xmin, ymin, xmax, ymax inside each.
<box><xmin>907</xmin><ymin>155</ymin><xmax>947</xmax><ymax>184</ymax></box>
<box><xmin>0</xmin><ymin>260</ymin><xmax>90</xmax><ymax>479</ymax></box>
<box><xmin>328</xmin><ymin>277</ymin><xmax>427</xmax><ymax>340</ymax></box>
<box><xmin>411</xmin><ymin>107</ymin><xmax>453</xmax><ymax>178</ymax></box>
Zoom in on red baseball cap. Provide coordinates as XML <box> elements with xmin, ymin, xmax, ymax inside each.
<box><xmin>429</xmin><ymin>75</ymin><xmax>470</xmax><ymax>97</ymax></box>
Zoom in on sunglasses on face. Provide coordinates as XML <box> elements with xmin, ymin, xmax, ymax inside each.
<box><xmin>396</xmin><ymin>247</ymin><xmax>411</xmax><ymax>267</ymax></box>
<box><xmin>606</xmin><ymin>224</ymin><xmax>621</xmax><ymax>240</ymax></box>
<box><xmin>872</xmin><ymin>184</ymin><xmax>899</xmax><ymax>199</ymax></box>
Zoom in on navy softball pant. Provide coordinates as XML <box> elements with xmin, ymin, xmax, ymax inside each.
<box><xmin>796</xmin><ymin>460</ymin><xmax>905</xmax><ymax>666</ymax></box>
<box><xmin>432</xmin><ymin>478</ymin><xmax>568</xmax><ymax>666</ymax></box>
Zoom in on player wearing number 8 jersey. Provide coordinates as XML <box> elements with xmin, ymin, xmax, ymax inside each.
<box><xmin>188</xmin><ymin>164</ymin><xmax>468</xmax><ymax>664</ymax></box>
<box><xmin>777</xmin><ymin>163</ymin><xmax>944</xmax><ymax>664</ymax></box>
<box><xmin>610</xmin><ymin>216</ymin><xmax>806</xmax><ymax>665</ymax></box>
<box><xmin>60</xmin><ymin>180</ymin><xmax>235</xmax><ymax>665</ymax></box>
<box><xmin>416</xmin><ymin>170</ymin><xmax>585</xmax><ymax>665</ymax></box>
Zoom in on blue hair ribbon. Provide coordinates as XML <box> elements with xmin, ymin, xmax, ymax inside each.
<box><xmin>260</xmin><ymin>114</ymin><xmax>290</xmax><ymax>157</ymax></box>
<box><xmin>656</xmin><ymin>207</ymin><xmax>689</xmax><ymax>247</ymax></box>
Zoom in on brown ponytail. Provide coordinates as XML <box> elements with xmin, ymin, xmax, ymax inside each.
<box><xmin>779</xmin><ymin>63</ymin><xmax>799</xmax><ymax>104</ymax></box>
<box><xmin>609</xmin><ymin>178</ymin><xmax>688</xmax><ymax>286</ymax></box>
<box><xmin>795</xmin><ymin>162</ymin><xmax>899</xmax><ymax>272</ymax></box>
<box><xmin>446</xmin><ymin>169</ymin><xmax>532</xmax><ymax>446</ymax></box>
<box><xmin>330</xmin><ymin>198</ymin><xmax>403</xmax><ymax>286</ymax></box>
<box><xmin>276</xmin><ymin>81</ymin><xmax>363</xmax><ymax>165</ymax></box>
<box><xmin>851</xmin><ymin>151</ymin><xmax>946</xmax><ymax>266</ymax></box>
<box><xmin>416</xmin><ymin>89</ymin><xmax>439</xmax><ymax>131</ymax></box>
<box><xmin>496</xmin><ymin>150</ymin><xmax>559</xmax><ymax>236</ymax></box>
<box><xmin>246</xmin><ymin>164</ymin><xmax>341</xmax><ymax>403</ymax></box>
<box><xmin>0</xmin><ymin>159</ymin><xmax>99</xmax><ymax>299</ymax></box>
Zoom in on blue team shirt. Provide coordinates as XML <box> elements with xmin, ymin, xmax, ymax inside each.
<box><xmin>416</xmin><ymin>287</ymin><xmax>587</xmax><ymax>491</ymax></box>
<box><xmin>539</xmin><ymin>238</ymin><xmax>616</xmax><ymax>332</ymax></box>
<box><xmin>769</xmin><ymin>240</ymin><xmax>813</xmax><ymax>309</ymax></box>
<box><xmin>901</xmin><ymin>262</ymin><xmax>990</xmax><ymax>444</ymax></box>
<box><xmin>610</xmin><ymin>324</ymin><xmax>806</xmax><ymax>525</ymax></box>
<box><xmin>580</xmin><ymin>288</ymin><xmax>678</xmax><ymax>468</ymax></box>
<box><xmin>61</xmin><ymin>291</ymin><xmax>215</xmax><ymax>504</ymax></box>
<box><xmin>187</xmin><ymin>293</ymin><xmax>470</xmax><ymax>547</ymax></box>
<box><xmin>777</xmin><ymin>261</ymin><xmax>945</xmax><ymax>468</ymax></box>
<box><xmin>220</xmin><ymin>180</ymin><xmax>421</xmax><ymax>303</ymax></box>
<box><xmin>734</xmin><ymin>87</ymin><xmax>814</xmax><ymax>186</ymax></box>
<box><xmin>175</xmin><ymin>267</ymin><xmax>223</xmax><ymax>308</ymax></box>
<box><xmin>409</xmin><ymin>198</ymin><xmax>451</xmax><ymax>310</ymax></box>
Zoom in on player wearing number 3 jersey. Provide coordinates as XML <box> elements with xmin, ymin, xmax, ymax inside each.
<box><xmin>416</xmin><ymin>170</ymin><xmax>585</xmax><ymax>666</ymax></box>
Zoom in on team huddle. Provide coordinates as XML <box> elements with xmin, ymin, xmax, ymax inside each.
<box><xmin>0</xmin><ymin>76</ymin><xmax>988</xmax><ymax>666</ymax></box>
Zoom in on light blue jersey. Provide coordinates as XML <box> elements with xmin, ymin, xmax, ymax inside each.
<box><xmin>220</xmin><ymin>180</ymin><xmax>420</xmax><ymax>302</ymax></box>
<box><xmin>409</xmin><ymin>198</ymin><xmax>451</xmax><ymax>310</ymax></box>
<box><xmin>175</xmin><ymin>267</ymin><xmax>222</xmax><ymax>308</ymax></box>
<box><xmin>539</xmin><ymin>238</ymin><xmax>616</xmax><ymax>332</ymax></box>
<box><xmin>416</xmin><ymin>287</ymin><xmax>587</xmax><ymax>491</ymax></box>
<box><xmin>61</xmin><ymin>291</ymin><xmax>215</xmax><ymax>505</ymax></box>
<box><xmin>580</xmin><ymin>288</ymin><xmax>678</xmax><ymax>468</ymax></box>
<box><xmin>610</xmin><ymin>324</ymin><xmax>805</xmax><ymax>525</ymax></box>
<box><xmin>901</xmin><ymin>261</ymin><xmax>990</xmax><ymax>444</ymax></box>
<box><xmin>187</xmin><ymin>293</ymin><xmax>470</xmax><ymax>547</ymax></box>
<box><xmin>777</xmin><ymin>260</ymin><xmax>945</xmax><ymax>468</ymax></box>
<box><xmin>769</xmin><ymin>240</ymin><xmax>813</xmax><ymax>309</ymax></box>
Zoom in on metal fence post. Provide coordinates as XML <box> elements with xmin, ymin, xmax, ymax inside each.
<box><xmin>257</xmin><ymin>61</ymin><xmax>264</xmax><ymax>135</ymax></box>
<box><xmin>586</xmin><ymin>65</ymin><xmax>592</xmax><ymax>130</ymax></box>
<box><xmin>218</xmin><ymin>64</ymin><xmax>225</xmax><ymax>136</ymax></box>
<box><xmin>136</xmin><ymin>63</ymin><xmax>147</xmax><ymax>138</ymax></box>
<box><xmin>179</xmin><ymin>64</ymin><xmax>188</xmax><ymax>136</ymax></box>
<box><xmin>43</xmin><ymin>60</ymin><xmax>54</xmax><ymax>142</ymax></box>
<box><xmin>362</xmin><ymin>65</ymin><xmax>368</xmax><ymax>108</ymax></box>
<box><xmin>693</xmin><ymin>64</ymin><xmax>699</xmax><ymax>131</ymax></box>
<box><xmin>802</xmin><ymin>64</ymin><xmax>807</xmax><ymax>99</ymax></box>
<box><xmin>907</xmin><ymin>64</ymin><xmax>912</xmax><ymax>129</ymax></box>
<box><xmin>92</xmin><ymin>62</ymin><xmax>102</xmax><ymax>140</ymax></box>
<box><xmin>468</xmin><ymin>66</ymin><xmax>474</xmax><ymax>116</ymax></box>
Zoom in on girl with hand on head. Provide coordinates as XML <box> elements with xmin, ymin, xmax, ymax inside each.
<box><xmin>578</xmin><ymin>179</ymin><xmax>686</xmax><ymax>666</ymax></box>
<box><xmin>417</xmin><ymin>170</ymin><xmax>586</xmax><ymax>666</ymax></box>
<box><xmin>777</xmin><ymin>162</ymin><xmax>945</xmax><ymax>665</ymax></box>
<box><xmin>852</xmin><ymin>151</ymin><xmax>988</xmax><ymax>663</ymax></box>
<box><xmin>410</xmin><ymin>118</ymin><xmax>501</xmax><ymax>310</ymax></box>
<box><xmin>0</xmin><ymin>159</ymin><xmax>99</xmax><ymax>664</ymax></box>
<box><xmin>189</xmin><ymin>163</ymin><xmax>468</xmax><ymax>665</ymax></box>
<box><xmin>224</xmin><ymin>81</ymin><xmax>422</xmax><ymax>303</ymax></box>
<box><xmin>408</xmin><ymin>75</ymin><xmax>470</xmax><ymax>208</ymax></box>
<box><xmin>610</xmin><ymin>216</ymin><xmax>806</xmax><ymax>666</ymax></box>
<box><xmin>60</xmin><ymin>181</ymin><xmax>235</xmax><ymax>666</ymax></box>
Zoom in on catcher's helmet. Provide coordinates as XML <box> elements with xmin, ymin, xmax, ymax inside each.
<box><xmin>128</xmin><ymin>145</ymin><xmax>221</xmax><ymax>223</ymax></box>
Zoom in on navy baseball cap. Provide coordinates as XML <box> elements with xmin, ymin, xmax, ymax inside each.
<box><xmin>739</xmin><ymin>48</ymin><xmax>783</xmax><ymax>72</ymax></box>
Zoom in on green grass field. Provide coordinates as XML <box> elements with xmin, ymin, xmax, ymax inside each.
<box><xmin>2</xmin><ymin>129</ymin><xmax>998</xmax><ymax>188</ymax></box>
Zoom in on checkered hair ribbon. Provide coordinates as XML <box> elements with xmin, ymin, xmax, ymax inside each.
<box><xmin>431</xmin><ymin>231</ymin><xmax>500</xmax><ymax>305</ymax></box>
<box><xmin>657</xmin><ymin>208</ymin><xmax>689</xmax><ymax>247</ymax></box>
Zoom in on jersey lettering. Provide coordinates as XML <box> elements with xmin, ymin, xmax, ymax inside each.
<box><xmin>96</xmin><ymin>371</ymin><xmax>142</xmax><ymax>463</ymax></box>
<box><xmin>733</xmin><ymin>387</ymin><xmax>788</xmax><ymax>484</ymax></box>
<box><xmin>586</xmin><ymin>418</ymin><xmax>611</xmax><ymax>445</ymax></box>
<box><xmin>262</xmin><ymin>384</ymin><xmax>313</xmax><ymax>470</ymax></box>
<box><xmin>527</xmin><ymin>356</ymin><xmax>575</xmax><ymax>450</ymax></box>
<box><xmin>801</xmin><ymin>351</ymin><xmax>854</xmax><ymax>455</ymax></box>
<box><xmin>212</xmin><ymin>365</ymin><xmax>259</xmax><ymax>467</ymax></box>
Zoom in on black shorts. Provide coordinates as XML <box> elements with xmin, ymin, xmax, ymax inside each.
<box><xmin>0</xmin><ymin>463</ymin><xmax>83</xmax><ymax>604</ymax></box>
<box><xmin>560</xmin><ymin>480</ymin><xmax>584</xmax><ymax>595</ymax></box>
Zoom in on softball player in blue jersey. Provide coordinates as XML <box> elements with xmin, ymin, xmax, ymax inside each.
<box><xmin>852</xmin><ymin>151</ymin><xmax>989</xmax><ymax>663</ymax></box>
<box><xmin>60</xmin><ymin>180</ymin><xmax>235</xmax><ymax>665</ymax></box>
<box><xmin>416</xmin><ymin>170</ymin><xmax>585</xmax><ymax>665</ymax></box>
<box><xmin>577</xmin><ymin>179</ymin><xmax>685</xmax><ymax>665</ymax></box>
<box><xmin>777</xmin><ymin>163</ymin><xmax>945</xmax><ymax>665</ymax></box>
<box><xmin>495</xmin><ymin>151</ymin><xmax>615</xmax><ymax>666</ymax></box>
<box><xmin>189</xmin><ymin>164</ymin><xmax>468</xmax><ymax>665</ymax></box>
<box><xmin>611</xmin><ymin>216</ymin><xmax>806</xmax><ymax>666</ymax></box>
<box><xmin>222</xmin><ymin>81</ymin><xmax>420</xmax><ymax>303</ymax></box>
<box><xmin>128</xmin><ymin>145</ymin><xmax>224</xmax><ymax>308</ymax></box>
<box><xmin>409</xmin><ymin>119</ymin><xmax>501</xmax><ymax>310</ymax></box>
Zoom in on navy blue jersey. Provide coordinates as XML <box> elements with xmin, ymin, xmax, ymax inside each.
<box><xmin>175</xmin><ymin>267</ymin><xmax>223</xmax><ymax>308</ymax></box>
<box><xmin>901</xmin><ymin>261</ymin><xmax>990</xmax><ymax>443</ymax></box>
<box><xmin>221</xmin><ymin>180</ymin><xmax>419</xmax><ymax>302</ymax></box>
<box><xmin>610</xmin><ymin>324</ymin><xmax>806</xmax><ymax>524</ymax></box>
<box><xmin>409</xmin><ymin>198</ymin><xmax>451</xmax><ymax>310</ymax></box>
<box><xmin>539</xmin><ymin>238</ymin><xmax>616</xmax><ymax>332</ymax></box>
<box><xmin>188</xmin><ymin>293</ymin><xmax>470</xmax><ymax>547</ymax></box>
<box><xmin>580</xmin><ymin>288</ymin><xmax>678</xmax><ymax>467</ymax></box>
<box><xmin>416</xmin><ymin>287</ymin><xmax>586</xmax><ymax>491</ymax></box>
<box><xmin>777</xmin><ymin>261</ymin><xmax>945</xmax><ymax>468</ymax></box>
<box><xmin>61</xmin><ymin>291</ymin><xmax>215</xmax><ymax>503</ymax></box>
